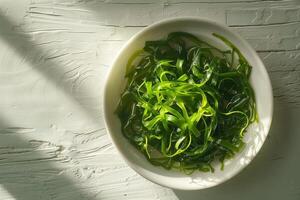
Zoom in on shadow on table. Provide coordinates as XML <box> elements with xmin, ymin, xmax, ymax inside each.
<box><xmin>0</xmin><ymin>117</ymin><xmax>98</xmax><ymax>200</ymax></box>
<box><xmin>0</xmin><ymin>12</ymin><xmax>101</xmax><ymax>124</ymax></box>
<box><xmin>0</xmin><ymin>12</ymin><xmax>101</xmax><ymax>200</ymax></box>
<box><xmin>173</xmin><ymin>99</ymin><xmax>298</xmax><ymax>199</ymax></box>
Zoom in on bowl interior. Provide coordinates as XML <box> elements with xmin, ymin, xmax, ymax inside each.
<box><xmin>103</xmin><ymin>18</ymin><xmax>273</xmax><ymax>190</ymax></box>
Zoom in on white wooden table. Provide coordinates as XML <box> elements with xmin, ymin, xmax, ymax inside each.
<box><xmin>0</xmin><ymin>0</ymin><xmax>299</xmax><ymax>199</ymax></box>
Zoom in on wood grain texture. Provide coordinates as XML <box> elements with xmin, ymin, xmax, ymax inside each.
<box><xmin>0</xmin><ymin>0</ymin><xmax>299</xmax><ymax>199</ymax></box>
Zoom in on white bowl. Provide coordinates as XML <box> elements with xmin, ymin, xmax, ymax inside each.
<box><xmin>103</xmin><ymin>17</ymin><xmax>273</xmax><ymax>190</ymax></box>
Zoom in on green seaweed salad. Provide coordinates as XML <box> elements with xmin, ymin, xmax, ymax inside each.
<box><xmin>116</xmin><ymin>32</ymin><xmax>257</xmax><ymax>174</ymax></box>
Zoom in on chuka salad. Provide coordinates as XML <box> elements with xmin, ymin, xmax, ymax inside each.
<box><xmin>116</xmin><ymin>32</ymin><xmax>257</xmax><ymax>174</ymax></box>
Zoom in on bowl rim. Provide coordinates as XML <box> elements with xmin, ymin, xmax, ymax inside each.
<box><xmin>102</xmin><ymin>16</ymin><xmax>274</xmax><ymax>190</ymax></box>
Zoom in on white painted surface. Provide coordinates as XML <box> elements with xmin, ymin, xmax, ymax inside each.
<box><xmin>0</xmin><ymin>0</ymin><xmax>299</xmax><ymax>199</ymax></box>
